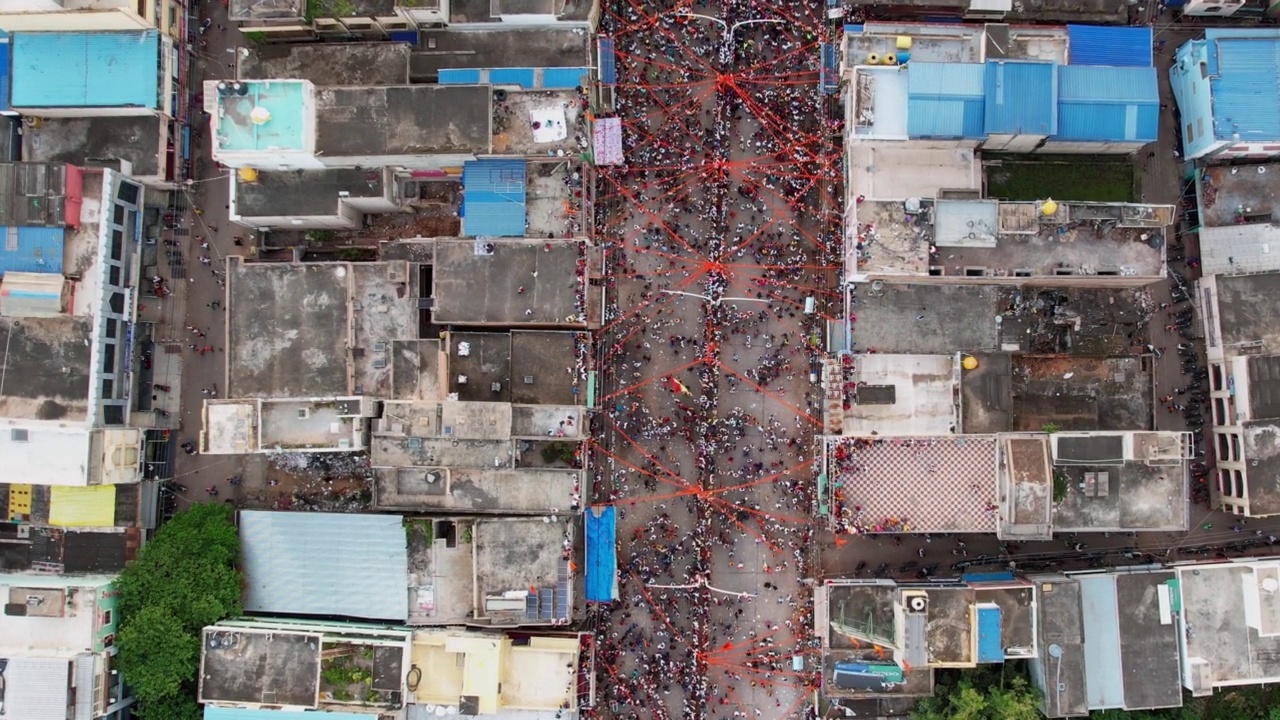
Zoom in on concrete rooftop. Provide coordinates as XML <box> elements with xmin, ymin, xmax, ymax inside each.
<box><xmin>1051</xmin><ymin>432</ymin><xmax>1188</xmax><ymax>532</ymax></box>
<box><xmin>1177</xmin><ymin>561</ymin><xmax>1280</xmax><ymax>689</ymax></box>
<box><xmin>1214</xmin><ymin>273</ymin><xmax>1280</xmax><ymax>355</ymax></box>
<box><xmin>845</xmin><ymin>145</ymin><xmax>980</xmax><ymax>202</ymax></box>
<box><xmin>199</xmin><ymin>628</ymin><xmax>320</xmax><ymax>707</ymax></box>
<box><xmin>431</xmin><ymin>239</ymin><xmax>585</xmax><ymax>326</ymax></box>
<box><xmin>233</xmin><ymin>168</ymin><xmax>386</xmax><ymax>218</ymax></box>
<box><xmin>411</xmin><ymin>28</ymin><xmax>589</xmax><ymax>79</ymax></box>
<box><xmin>316</xmin><ymin>86</ymin><xmax>491</xmax><ymax>158</ymax></box>
<box><xmin>853</xmin><ymin>199</ymin><xmax>1170</xmax><ymax>280</ymax></box>
<box><xmin>1243</xmin><ymin>421</ymin><xmax>1280</xmax><ymax>516</ymax></box>
<box><xmin>448</xmin><ymin>331</ymin><xmax>585</xmax><ymax>405</ymax></box>
<box><xmin>22</xmin><ymin>115</ymin><xmax>164</xmax><ymax>178</ymax></box>
<box><xmin>474</xmin><ymin>516</ymin><xmax>571</xmax><ymax>622</ymax></box>
<box><xmin>226</xmin><ymin>260</ymin><xmax>416</xmax><ymax>398</ymax></box>
<box><xmin>962</xmin><ymin>354</ymin><xmax>1153</xmax><ymax>434</ymax></box>
<box><xmin>840</xmin><ymin>354</ymin><xmax>958</xmax><ymax>435</ymax></box>
<box><xmin>239</xmin><ymin>43</ymin><xmax>411</xmax><ymax>85</ymax></box>
<box><xmin>492</xmin><ymin>90</ymin><xmax>584</xmax><ymax>156</ymax></box>
<box><xmin>1199</xmin><ymin>162</ymin><xmax>1280</xmax><ymax>228</ymax></box>
<box><xmin>0</xmin><ymin>315</ymin><xmax>92</xmax><ymax>422</ymax></box>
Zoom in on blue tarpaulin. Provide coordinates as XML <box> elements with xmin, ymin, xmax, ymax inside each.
<box><xmin>976</xmin><ymin>605</ymin><xmax>1004</xmax><ymax>663</ymax></box>
<box><xmin>462</xmin><ymin>160</ymin><xmax>526</xmax><ymax>237</ymax></box>
<box><xmin>544</xmin><ymin>67</ymin><xmax>587</xmax><ymax>89</ymax></box>
<box><xmin>585</xmin><ymin>505</ymin><xmax>618</xmax><ymax>602</ymax></box>
<box><xmin>0</xmin><ymin>226</ymin><xmax>64</xmax><ymax>276</ymax></box>
<box><xmin>490</xmin><ymin>67</ymin><xmax>537</xmax><ymax>87</ymax></box>
<box><xmin>820</xmin><ymin>43</ymin><xmax>838</xmax><ymax>95</ymax></box>
<box><xmin>599</xmin><ymin>36</ymin><xmax>617</xmax><ymax>84</ymax></box>
<box><xmin>438</xmin><ymin>68</ymin><xmax>483</xmax><ymax>84</ymax></box>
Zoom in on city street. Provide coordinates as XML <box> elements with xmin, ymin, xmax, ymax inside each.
<box><xmin>591</xmin><ymin>0</ymin><xmax>841</xmax><ymax>717</ymax></box>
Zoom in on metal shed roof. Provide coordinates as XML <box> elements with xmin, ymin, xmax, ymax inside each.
<box><xmin>11</xmin><ymin>31</ymin><xmax>160</xmax><ymax>109</ymax></box>
<box><xmin>1056</xmin><ymin>65</ymin><xmax>1159</xmax><ymax>142</ymax></box>
<box><xmin>1067</xmin><ymin>25</ymin><xmax>1153</xmax><ymax>67</ymax></box>
<box><xmin>438</xmin><ymin>67</ymin><xmax>482</xmax><ymax>84</ymax></box>
<box><xmin>489</xmin><ymin>67</ymin><xmax>537</xmax><ymax>87</ymax></box>
<box><xmin>907</xmin><ymin>63</ymin><xmax>986</xmax><ymax>138</ymax></box>
<box><xmin>984</xmin><ymin>61</ymin><xmax>1058</xmax><ymax>136</ymax></box>
<box><xmin>598</xmin><ymin>37</ymin><xmax>617</xmax><ymax>84</ymax></box>
<box><xmin>0</xmin><ymin>226</ymin><xmax>65</xmax><ymax>276</ymax></box>
<box><xmin>239</xmin><ymin>511</ymin><xmax>409</xmax><ymax>621</ymax></box>
<box><xmin>1206</xmin><ymin>35</ymin><xmax>1280</xmax><ymax>142</ymax></box>
<box><xmin>976</xmin><ymin>605</ymin><xmax>1004</xmax><ymax>663</ymax></box>
<box><xmin>0</xmin><ymin>37</ymin><xmax>11</xmax><ymax>113</ymax></box>
<box><xmin>542</xmin><ymin>67</ymin><xmax>588</xmax><ymax>88</ymax></box>
<box><xmin>462</xmin><ymin>159</ymin><xmax>527</xmax><ymax>237</ymax></box>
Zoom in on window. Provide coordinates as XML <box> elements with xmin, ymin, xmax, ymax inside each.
<box><xmin>1211</xmin><ymin>364</ymin><xmax>1224</xmax><ymax>391</ymax></box>
<box><xmin>1233</xmin><ymin>469</ymin><xmax>1245</xmax><ymax>497</ymax></box>
<box><xmin>10</xmin><ymin>428</ymin><xmax>28</xmax><ymax>442</ymax></box>
<box><xmin>1218</xmin><ymin>433</ymin><xmax>1230</xmax><ymax>458</ymax></box>
<box><xmin>110</xmin><ymin>230</ymin><xmax>123</xmax><ymax>261</ymax></box>
<box><xmin>1214</xmin><ymin>397</ymin><xmax>1227</xmax><ymax>425</ymax></box>
<box><xmin>1231</xmin><ymin>433</ymin><xmax>1242</xmax><ymax>462</ymax></box>
<box><xmin>102</xmin><ymin>344</ymin><xmax>116</xmax><ymax>374</ymax></box>
<box><xmin>101</xmin><ymin>379</ymin><xmax>114</xmax><ymax>398</ymax></box>
<box><xmin>103</xmin><ymin>609</ymin><xmax>113</xmax><ymax>625</ymax></box>
<box><xmin>109</xmin><ymin>292</ymin><xmax>125</xmax><ymax>314</ymax></box>
<box><xmin>108</xmin><ymin>265</ymin><xmax>121</xmax><ymax>287</ymax></box>
<box><xmin>113</xmin><ymin>204</ymin><xmax>126</xmax><ymax>225</ymax></box>
<box><xmin>117</xmin><ymin>181</ymin><xmax>140</xmax><ymax>205</ymax></box>
<box><xmin>106</xmin><ymin>318</ymin><xmax>118</xmax><ymax>339</ymax></box>
<box><xmin>1197</xmin><ymin>118</ymin><xmax>1205</xmax><ymax>137</ymax></box>
<box><xmin>1186</xmin><ymin>123</ymin><xmax>1195</xmax><ymax>142</ymax></box>
<box><xmin>102</xmin><ymin>405</ymin><xmax>124</xmax><ymax>426</ymax></box>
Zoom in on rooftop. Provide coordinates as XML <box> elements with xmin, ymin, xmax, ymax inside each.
<box><xmin>407</xmin><ymin>518</ymin><xmax>474</xmax><ymax>624</ymax></box>
<box><xmin>0</xmin><ymin>523</ymin><xmax>137</xmax><ymax>574</ymax></box>
<box><xmin>447</xmin><ymin>0</ymin><xmax>594</xmax><ymax>23</ymax></box>
<box><xmin>1051</xmin><ymin>432</ymin><xmax>1188</xmax><ymax>532</ymax></box>
<box><xmin>0</xmin><ymin>574</ymin><xmax>112</xmax><ymax>654</ymax></box>
<box><xmin>23</xmin><ymin>115</ymin><xmax>164</xmax><ymax>179</ymax></box>
<box><xmin>229</xmin><ymin>0</ymin><xmax>301</xmax><ymax>21</ymax></box>
<box><xmin>491</xmin><ymin>89</ymin><xmax>584</xmax><ymax>156</ymax></box>
<box><xmin>845</xmin><ymin>145</ymin><xmax>980</xmax><ymax>202</ymax></box>
<box><xmin>844</xmin><ymin>23</ymin><xmax>1069</xmax><ymax>67</ymax></box>
<box><xmin>1245</xmin><ymin>356</ymin><xmax>1280</xmax><ymax>420</ymax></box>
<box><xmin>448</xmin><ymin>331</ymin><xmax>586</xmax><ymax>405</ymax></box>
<box><xmin>431</xmin><ymin>239</ymin><xmax>585</xmax><ymax>326</ymax></box>
<box><xmin>1077</xmin><ymin>571</ymin><xmax>1183</xmax><ymax>711</ymax></box>
<box><xmin>852</xmin><ymin>199</ymin><xmax>1170</xmax><ymax>280</ymax></box>
<box><xmin>839</xmin><ymin>354</ymin><xmax>958</xmax><ymax>435</ymax></box>
<box><xmin>1031</xmin><ymin>575</ymin><xmax>1087</xmax><ymax>717</ymax></box>
<box><xmin>473</xmin><ymin>516</ymin><xmax>573</xmax><ymax>623</ymax></box>
<box><xmin>848</xmin><ymin>0</ymin><xmax>1125</xmax><ymax>23</ymax></box>
<box><xmin>1199</xmin><ymin>163</ymin><xmax>1280</xmax><ymax>228</ymax></box>
<box><xmin>411</xmin><ymin>28</ymin><xmax>590</xmax><ymax>79</ymax></box>
<box><xmin>233</xmin><ymin>168</ymin><xmax>386</xmax><ymax>219</ymax></box>
<box><xmin>10</xmin><ymin>31</ymin><xmax>160</xmax><ymax>110</ymax></box>
<box><xmin>1177</xmin><ymin>560</ymin><xmax>1280</xmax><ymax>690</ymax></box>
<box><xmin>390</xmin><ymin>339</ymin><xmax>443</xmax><ymax>402</ymax></box>
<box><xmin>962</xmin><ymin>355</ymin><xmax>1153</xmax><ymax>434</ymax></box>
<box><xmin>825</xmin><ymin>436</ymin><xmax>999</xmax><ymax>533</ymax></box>
<box><xmin>198</xmin><ymin>628</ymin><xmax>321</xmax><ymax>707</ymax></box>
<box><xmin>374</xmin><ymin>466</ymin><xmax>581</xmax><ymax>514</ymax></box>
<box><xmin>410</xmin><ymin>630</ymin><xmax>581</xmax><ymax>712</ymax></box>
<box><xmin>211</xmin><ymin>80</ymin><xmax>313</xmax><ymax>156</ymax></box>
<box><xmin>0</xmin><ymin>163</ymin><xmax>74</xmax><ymax>228</ymax></box>
<box><xmin>239</xmin><ymin>43</ymin><xmax>410</xmax><ymax>85</ymax></box>
<box><xmin>1242</xmin><ymin>421</ymin><xmax>1280</xmax><ymax>516</ymax></box>
<box><xmin>852</xmin><ymin>284</ymin><xmax>1155</xmax><ymax>356</ymax></box>
<box><xmin>1212</xmin><ymin>273</ymin><xmax>1280</xmax><ymax>354</ymax></box>
<box><xmin>226</xmin><ymin>260</ymin><xmax>416</xmax><ymax>399</ymax></box>
<box><xmin>316</xmin><ymin>86</ymin><xmax>491</xmax><ymax>158</ymax></box>
<box><xmin>0</xmin><ymin>317</ymin><xmax>92</xmax><ymax>422</ymax></box>
<box><xmin>239</xmin><ymin>511</ymin><xmax>409</xmax><ymax>621</ymax></box>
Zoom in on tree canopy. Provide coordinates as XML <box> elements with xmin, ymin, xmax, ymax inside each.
<box><xmin>912</xmin><ymin>665</ymin><xmax>1042</xmax><ymax>720</ymax></box>
<box><xmin>117</xmin><ymin>503</ymin><xmax>242</xmax><ymax>720</ymax></box>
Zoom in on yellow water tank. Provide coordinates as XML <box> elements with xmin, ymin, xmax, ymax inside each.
<box><xmin>867</xmin><ymin>53</ymin><xmax>881</xmax><ymax>64</ymax></box>
<box><xmin>962</xmin><ymin>356</ymin><xmax>979</xmax><ymax>371</ymax></box>
<box><xmin>1041</xmin><ymin>198</ymin><xmax>1059</xmax><ymax>216</ymax></box>
<box><xmin>897</xmin><ymin>35</ymin><xmax>913</xmax><ymax>50</ymax></box>
<box><xmin>884</xmin><ymin>54</ymin><xmax>898</xmax><ymax>65</ymax></box>
<box><xmin>237</xmin><ymin>167</ymin><xmax>259</xmax><ymax>183</ymax></box>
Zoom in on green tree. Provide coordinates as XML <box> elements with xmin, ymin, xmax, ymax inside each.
<box><xmin>116</xmin><ymin>504</ymin><xmax>242</xmax><ymax>718</ymax></box>
<box><xmin>913</xmin><ymin>666</ymin><xmax>1041</xmax><ymax>720</ymax></box>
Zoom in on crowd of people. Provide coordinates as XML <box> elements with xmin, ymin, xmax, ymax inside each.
<box><xmin>586</xmin><ymin>0</ymin><xmax>840</xmax><ymax>717</ymax></box>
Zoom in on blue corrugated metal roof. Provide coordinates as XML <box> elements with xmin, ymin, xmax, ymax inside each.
<box><xmin>490</xmin><ymin>67</ymin><xmax>537</xmax><ymax>87</ymax></box>
<box><xmin>11</xmin><ymin>31</ymin><xmax>159</xmax><ymax>109</ymax></box>
<box><xmin>0</xmin><ymin>227</ymin><xmax>65</xmax><ymax>277</ymax></box>
<box><xmin>976</xmin><ymin>606</ymin><xmax>1003</xmax><ymax>663</ymax></box>
<box><xmin>984</xmin><ymin>61</ymin><xmax>1057</xmax><ymax>136</ymax></box>
<box><xmin>1207</xmin><ymin>36</ymin><xmax>1280</xmax><ymax>142</ymax></box>
<box><xmin>1056</xmin><ymin>65</ymin><xmax>1158</xmax><ymax>142</ymax></box>
<box><xmin>463</xmin><ymin>159</ymin><xmax>527</xmax><ymax>237</ymax></box>
<box><xmin>1078</xmin><ymin>575</ymin><xmax>1124</xmax><ymax>708</ymax></box>
<box><xmin>438</xmin><ymin>67</ymin><xmax>482</xmax><ymax>84</ymax></box>
<box><xmin>1067</xmin><ymin>25</ymin><xmax>1153</xmax><ymax>67</ymax></box>
<box><xmin>821</xmin><ymin>43</ymin><xmax>838</xmax><ymax>94</ymax></box>
<box><xmin>206</xmin><ymin>709</ymin><xmax>371</xmax><ymax>720</ymax></box>
<box><xmin>907</xmin><ymin>63</ymin><xmax>986</xmax><ymax>138</ymax></box>
<box><xmin>599</xmin><ymin>37</ymin><xmax>617</xmax><ymax>84</ymax></box>
<box><xmin>544</xmin><ymin>67</ymin><xmax>587</xmax><ymax>89</ymax></box>
<box><xmin>239</xmin><ymin>511</ymin><xmax>409</xmax><ymax>621</ymax></box>
<box><xmin>0</xmin><ymin>37</ymin><xmax>11</xmax><ymax>113</ymax></box>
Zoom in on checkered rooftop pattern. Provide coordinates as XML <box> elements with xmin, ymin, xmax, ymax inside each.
<box><xmin>830</xmin><ymin>437</ymin><xmax>999</xmax><ymax>533</ymax></box>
